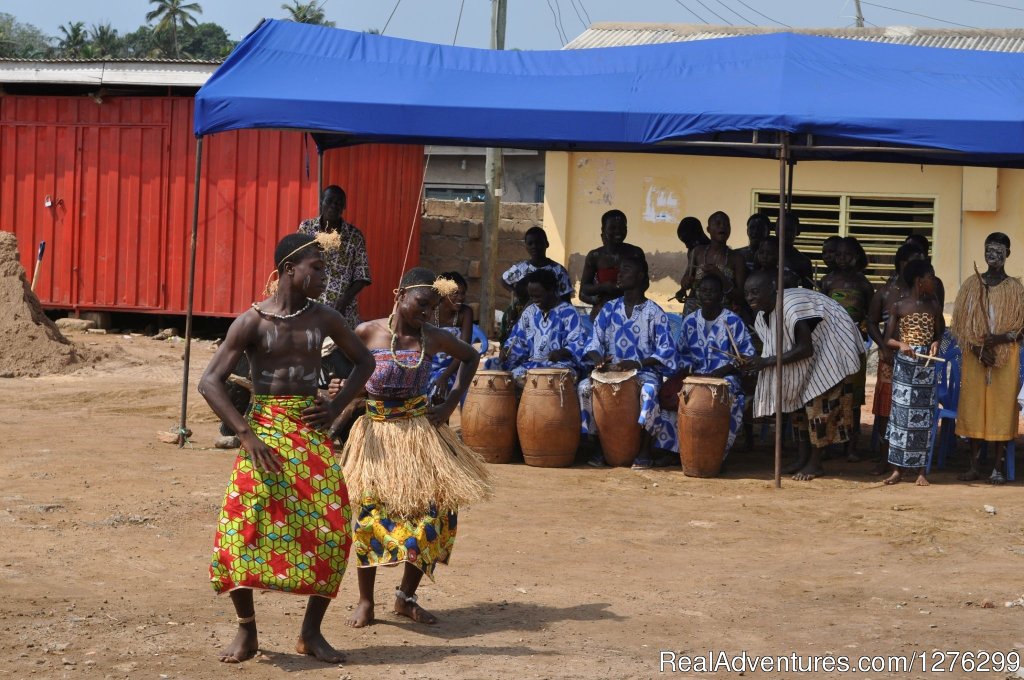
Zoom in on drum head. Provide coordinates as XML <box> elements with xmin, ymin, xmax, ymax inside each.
<box><xmin>683</xmin><ymin>376</ymin><xmax>729</xmax><ymax>387</ymax></box>
<box><xmin>591</xmin><ymin>368</ymin><xmax>638</xmax><ymax>384</ymax></box>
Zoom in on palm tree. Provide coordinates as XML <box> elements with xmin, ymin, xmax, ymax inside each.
<box><xmin>146</xmin><ymin>0</ymin><xmax>203</xmax><ymax>58</ymax></box>
<box><xmin>57</xmin><ymin>21</ymin><xmax>88</xmax><ymax>58</ymax></box>
<box><xmin>281</xmin><ymin>1</ymin><xmax>335</xmax><ymax>27</ymax></box>
<box><xmin>89</xmin><ymin>23</ymin><xmax>120</xmax><ymax>58</ymax></box>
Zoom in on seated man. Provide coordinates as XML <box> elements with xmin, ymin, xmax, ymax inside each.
<box><xmin>742</xmin><ymin>270</ymin><xmax>864</xmax><ymax>481</ymax></box>
<box><xmin>657</xmin><ymin>270</ymin><xmax>756</xmax><ymax>460</ymax></box>
<box><xmin>579</xmin><ymin>252</ymin><xmax>677</xmax><ymax>469</ymax></box>
<box><xmin>502</xmin><ymin>269</ymin><xmax>587</xmax><ymax>382</ymax></box>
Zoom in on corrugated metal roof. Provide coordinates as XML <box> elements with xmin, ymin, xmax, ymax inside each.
<box><xmin>0</xmin><ymin>60</ymin><xmax>219</xmax><ymax>87</ymax></box>
<box><xmin>564</xmin><ymin>23</ymin><xmax>1024</xmax><ymax>52</ymax></box>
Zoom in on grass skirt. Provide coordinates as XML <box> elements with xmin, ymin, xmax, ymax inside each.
<box><xmin>341</xmin><ymin>414</ymin><xmax>492</xmax><ymax>518</ymax></box>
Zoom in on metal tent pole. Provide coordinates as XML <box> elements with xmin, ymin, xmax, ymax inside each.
<box><xmin>178</xmin><ymin>136</ymin><xmax>204</xmax><ymax>448</ymax></box>
<box><xmin>317</xmin><ymin>147</ymin><xmax>324</xmax><ymax>198</ymax></box>
<box><xmin>774</xmin><ymin>132</ymin><xmax>790</xmax><ymax>488</ymax></box>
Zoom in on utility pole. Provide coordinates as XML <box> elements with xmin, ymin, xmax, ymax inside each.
<box><xmin>481</xmin><ymin>0</ymin><xmax>507</xmax><ymax>336</ymax></box>
<box><xmin>854</xmin><ymin>0</ymin><xmax>865</xmax><ymax>27</ymax></box>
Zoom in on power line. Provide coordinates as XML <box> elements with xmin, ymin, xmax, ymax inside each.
<box><xmin>714</xmin><ymin>0</ymin><xmax>756</xmax><ymax>24</ymax></box>
<box><xmin>964</xmin><ymin>0</ymin><xmax>1024</xmax><ymax>12</ymax></box>
<box><xmin>859</xmin><ymin>1</ymin><xmax>979</xmax><ymax>27</ymax></box>
<box><xmin>731</xmin><ymin>0</ymin><xmax>792</xmax><ymax>27</ymax></box>
<box><xmin>692</xmin><ymin>0</ymin><xmax>734</xmax><ymax>23</ymax></box>
<box><xmin>553</xmin><ymin>0</ymin><xmax>570</xmax><ymax>41</ymax></box>
<box><xmin>671</xmin><ymin>0</ymin><xmax>710</xmax><ymax>23</ymax></box>
<box><xmin>567</xmin><ymin>0</ymin><xmax>589</xmax><ymax>29</ymax></box>
<box><xmin>380</xmin><ymin>0</ymin><xmax>402</xmax><ymax>35</ymax></box>
<box><xmin>577</xmin><ymin>0</ymin><xmax>593</xmax><ymax>24</ymax></box>
<box><xmin>452</xmin><ymin>0</ymin><xmax>465</xmax><ymax>45</ymax></box>
<box><xmin>545</xmin><ymin>0</ymin><xmax>567</xmax><ymax>44</ymax></box>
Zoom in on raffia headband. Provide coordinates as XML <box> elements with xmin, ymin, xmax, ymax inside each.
<box><xmin>262</xmin><ymin>233</ymin><xmax>339</xmax><ymax>297</ymax></box>
<box><xmin>394</xmin><ymin>278</ymin><xmax>461</xmax><ymax>298</ymax></box>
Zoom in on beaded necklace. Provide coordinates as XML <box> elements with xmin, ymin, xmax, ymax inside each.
<box><xmin>388</xmin><ymin>313</ymin><xmax>426</xmax><ymax>369</ymax></box>
<box><xmin>252</xmin><ymin>298</ymin><xmax>312</xmax><ymax>320</ymax></box>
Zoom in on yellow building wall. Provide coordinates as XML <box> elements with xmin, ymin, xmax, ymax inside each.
<box><xmin>543</xmin><ymin>151</ymin><xmax>1000</xmax><ymax>312</ymax></box>
<box><xmin>960</xmin><ymin>168</ymin><xmax>1024</xmax><ymax>293</ymax></box>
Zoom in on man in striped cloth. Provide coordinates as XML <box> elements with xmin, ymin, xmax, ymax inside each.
<box><xmin>742</xmin><ymin>270</ymin><xmax>865</xmax><ymax>480</ymax></box>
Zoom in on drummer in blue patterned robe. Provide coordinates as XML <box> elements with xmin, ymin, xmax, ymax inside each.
<box><xmin>742</xmin><ymin>270</ymin><xmax>864</xmax><ymax>481</ymax></box>
<box><xmin>501</xmin><ymin>269</ymin><xmax>588</xmax><ymax>382</ymax></box>
<box><xmin>579</xmin><ymin>252</ymin><xmax>678</xmax><ymax>469</ymax></box>
<box><xmin>657</xmin><ymin>269</ymin><xmax>756</xmax><ymax>459</ymax></box>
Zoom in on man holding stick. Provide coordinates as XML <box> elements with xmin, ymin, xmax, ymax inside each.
<box><xmin>950</xmin><ymin>232</ymin><xmax>1024</xmax><ymax>484</ymax></box>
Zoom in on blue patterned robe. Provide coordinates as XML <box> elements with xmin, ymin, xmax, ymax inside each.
<box><xmin>503</xmin><ymin>302</ymin><xmax>588</xmax><ymax>379</ymax></box>
<box><xmin>656</xmin><ymin>309</ymin><xmax>756</xmax><ymax>455</ymax></box>
<box><xmin>427</xmin><ymin>325</ymin><xmax>463</xmax><ymax>402</ymax></box>
<box><xmin>578</xmin><ymin>298</ymin><xmax>677</xmax><ymax>438</ymax></box>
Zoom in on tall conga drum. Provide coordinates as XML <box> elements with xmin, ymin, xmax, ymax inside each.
<box><xmin>591</xmin><ymin>369</ymin><xmax>641</xmax><ymax>466</ymax></box>
<box><xmin>517</xmin><ymin>368</ymin><xmax>580</xmax><ymax>467</ymax></box>
<box><xmin>677</xmin><ymin>376</ymin><xmax>732</xmax><ymax>477</ymax></box>
<box><xmin>461</xmin><ymin>370</ymin><xmax>518</xmax><ymax>464</ymax></box>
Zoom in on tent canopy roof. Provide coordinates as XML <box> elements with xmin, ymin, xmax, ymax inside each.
<box><xmin>194</xmin><ymin>19</ymin><xmax>1024</xmax><ymax>166</ymax></box>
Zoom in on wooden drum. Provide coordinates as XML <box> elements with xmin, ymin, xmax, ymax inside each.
<box><xmin>591</xmin><ymin>369</ymin><xmax>641</xmax><ymax>466</ymax></box>
<box><xmin>517</xmin><ymin>368</ymin><xmax>581</xmax><ymax>467</ymax></box>
<box><xmin>461</xmin><ymin>370</ymin><xmax>518</xmax><ymax>464</ymax></box>
<box><xmin>677</xmin><ymin>376</ymin><xmax>732</xmax><ymax>478</ymax></box>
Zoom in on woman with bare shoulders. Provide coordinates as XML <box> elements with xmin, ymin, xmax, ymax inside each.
<box><xmin>342</xmin><ymin>268</ymin><xmax>492</xmax><ymax>628</ymax></box>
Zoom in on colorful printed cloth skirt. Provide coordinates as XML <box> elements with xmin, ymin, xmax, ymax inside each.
<box><xmin>871</xmin><ymin>360</ymin><xmax>894</xmax><ymax>418</ymax></box>
<box><xmin>342</xmin><ymin>394</ymin><xmax>491</xmax><ymax>579</ymax></box>
<box><xmin>791</xmin><ymin>378</ymin><xmax>854</xmax><ymax>449</ymax></box>
<box><xmin>885</xmin><ymin>348</ymin><xmax>938</xmax><ymax>468</ymax></box>
<box><xmin>210</xmin><ymin>395</ymin><xmax>352</xmax><ymax>598</ymax></box>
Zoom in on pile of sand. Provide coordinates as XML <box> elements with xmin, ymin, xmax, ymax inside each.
<box><xmin>0</xmin><ymin>232</ymin><xmax>81</xmax><ymax>378</ymax></box>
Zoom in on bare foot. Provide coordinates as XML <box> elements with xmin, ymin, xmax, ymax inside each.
<box><xmin>883</xmin><ymin>469</ymin><xmax>901</xmax><ymax>485</ymax></box>
<box><xmin>348</xmin><ymin>600</ymin><xmax>374</xmax><ymax>628</ymax></box>
<box><xmin>791</xmin><ymin>464</ymin><xmax>823</xmax><ymax>481</ymax></box>
<box><xmin>395</xmin><ymin>595</ymin><xmax>438</xmax><ymax>624</ymax></box>
<box><xmin>915</xmin><ymin>474</ymin><xmax>930</xmax><ymax>486</ymax></box>
<box><xmin>296</xmin><ymin>632</ymin><xmax>346</xmax><ymax>664</ymax></box>
<box><xmin>989</xmin><ymin>469</ymin><xmax>1007</xmax><ymax>486</ymax></box>
<box><xmin>958</xmin><ymin>468</ymin><xmax>980</xmax><ymax>482</ymax></box>
<box><xmin>218</xmin><ymin>623</ymin><xmax>258</xmax><ymax>664</ymax></box>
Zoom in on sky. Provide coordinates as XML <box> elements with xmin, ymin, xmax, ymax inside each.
<box><xmin>4</xmin><ymin>0</ymin><xmax>1023</xmax><ymax>51</ymax></box>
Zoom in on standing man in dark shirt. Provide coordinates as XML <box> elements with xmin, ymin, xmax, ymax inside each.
<box><xmin>298</xmin><ymin>185</ymin><xmax>372</xmax><ymax>330</ymax></box>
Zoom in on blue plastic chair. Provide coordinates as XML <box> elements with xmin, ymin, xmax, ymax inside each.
<box><xmin>471</xmin><ymin>324</ymin><xmax>488</xmax><ymax>353</ymax></box>
<box><xmin>928</xmin><ymin>334</ymin><xmax>961</xmax><ymax>473</ymax></box>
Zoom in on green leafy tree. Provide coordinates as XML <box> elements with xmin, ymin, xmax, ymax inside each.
<box><xmin>89</xmin><ymin>22</ymin><xmax>120</xmax><ymax>58</ymax></box>
<box><xmin>57</xmin><ymin>21</ymin><xmax>89</xmax><ymax>58</ymax></box>
<box><xmin>0</xmin><ymin>12</ymin><xmax>53</xmax><ymax>58</ymax></box>
<box><xmin>282</xmin><ymin>1</ymin><xmax>335</xmax><ymax>26</ymax></box>
<box><xmin>120</xmin><ymin>25</ymin><xmax>158</xmax><ymax>58</ymax></box>
<box><xmin>146</xmin><ymin>0</ymin><xmax>203</xmax><ymax>58</ymax></box>
<box><xmin>178</xmin><ymin>22</ymin><xmax>235</xmax><ymax>60</ymax></box>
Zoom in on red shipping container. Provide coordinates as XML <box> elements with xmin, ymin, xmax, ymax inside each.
<box><xmin>0</xmin><ymin>95</ymin><xmax>423</xmax><ymax>320</ymax></box>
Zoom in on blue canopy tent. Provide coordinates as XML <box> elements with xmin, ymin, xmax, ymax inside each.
<box><xmin>182</xmin><ymin>19</ymin><xmax>1024</xmax><ymax>485</ymax></box>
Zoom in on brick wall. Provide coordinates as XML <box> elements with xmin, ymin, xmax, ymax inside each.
<box><xmin>419</xmin><ymin>199</ymin><xmax>543</xmax><ymax>321</ymax></box>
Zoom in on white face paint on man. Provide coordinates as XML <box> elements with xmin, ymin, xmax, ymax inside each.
<box><xmin>985</xmin><ymin>242</ymin><xmax>1009</xmax><ymax>269</ymax></box>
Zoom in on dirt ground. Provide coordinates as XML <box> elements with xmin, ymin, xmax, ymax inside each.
<box><xmin>2</xmin><ymin>333</ymin><xmax>1023</xmax><ymax>680</ymax></box>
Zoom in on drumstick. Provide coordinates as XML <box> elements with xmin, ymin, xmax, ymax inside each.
<box><xmin>724</xmin><ymin>323</ymin><xmax>742</xmax><ymax>359</ymax></box>
<box><xmin>707</xmin><ymin>345</ymin><xmax>741</xmax><ymax>362</ymax></box>
<box><xmin>912</xmin><ymin>351</ymin><xmax>946</xmax><ymax>364</ymax></box>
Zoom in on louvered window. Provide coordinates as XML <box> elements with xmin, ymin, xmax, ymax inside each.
<box><xmin>753</xmin><ymin>192</ymin><xmax>936</xmax><ymax>286</ymax></box>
